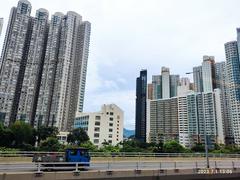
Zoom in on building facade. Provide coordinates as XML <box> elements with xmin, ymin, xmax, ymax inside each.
<box><xmin>0</xmin><ymin>0</ymin><xmax>91</xmax><ymax>132</ymax></box>
<box><xmin>135</xmin><ymin>70</ymin><xmax>147</xmax><ymax>142</ymax></box>
<box><xmin>0</xmin><ymin>0</ymin><xmax>32</xmax><ymax>125</ymax></box>
<box><xmin>193</xmin><ymin>66</ymin><xmax>203</xmax><ymax>92</ymax></box>
<box><xmin>202</xmin><ymin>56</ymin><xmax>216</xmax><ymax>92</ymax></box>
<box><xmin>151</xmin><ymin>67</ymin><xmax>180</xmax><ymax>100</ymax></box>
<box><xmin>0</xmin><ymin>18</ymin><xmax>3</xmax><ymax>37</ymax></box>
<box><xmin>74</xmin><ymin>104</ymin><xmax>124</xmax><ymax>147</ymax></box>
<box><xmin>17</xmin><ymin>8</ymin><xmax>49</xmax><ymax>126</ymax></box>
<box><xmin>215</xmin><ymin>62</ymin><xmax>233</xmax><ymax>144</ymax></box>
<box><xmin>149</xmin><ymin>97</ymin><xmax>179</xmax><ymax>143</ymax></box>
<box><xmin>225</xmin><ymin>40</ymin><xmax>240</xmax><ymax>145</ymax></box>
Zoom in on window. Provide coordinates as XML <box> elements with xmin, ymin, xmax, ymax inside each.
<box><xmin>117</xmin><ymin>115</ymin><xmax>120</xmax><ymax>119</ymax></box>
<box><xmin>109</xmin><ymin>134</ymin><xmax>112</xmax><ymax>138</ymax></box>
<box><xmin>94</xmin><ymin>139</ymin><xmax>99</xmax><ymax>144</ymax></box>
<box><xmin>94</xmin><ymin>133</ymin><xmax>99</xmax><ymax>138</ymax></box>
<box><xmin>94</xmin><ymin>127</ymin><xmax>100</xmax><ymax>132</ymax></box>
<box><xmin>109</xmin><ymin>117</ymin><xmax>113</xmax><ymax>121</ymax></box>
<box><xmin>108</xmin><ymin>140</ymin><xmax>112</xmax><ymax>143</ymax></box>
<box><xmin>109</xmin><ymin>129</ymin><xmax>113</xmax><ymax>132</ymax></box>
<box><xmin>95</xmin><ymin>121</ymin><xmax>100</xmax><ymax>126</ymax></box>
<box><xmin>110</xmin><ymin>112</ymin><xmax>114</xmax><ymax>115</ymax></box>
<box><xmin>95</xmin><ymin>116</ymin><xmax>101</xmax><ymax>120</ymax></box>
<box><xmin>109</xmin><ymin>123</ymin><xmax>113</xmax><ymax>127</ymax></box>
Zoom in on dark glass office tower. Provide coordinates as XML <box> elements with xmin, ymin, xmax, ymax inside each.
<box><xmin>135</xmin><ymin>70</ymin><xmax>147</xmax><ymax>142</ymax></box>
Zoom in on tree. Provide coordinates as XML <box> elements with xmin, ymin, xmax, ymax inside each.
<box><xmin>67</xmin><ymin>128</ymin><xmax>89</xmax><ymax>145</ymax></box>
<box><xmin>152</xmin><ymin>141</ymin><xmax>164</xmax><ymax>153</ymax></box>
<box><xmin>191</xmin><ymin>143</ymin><xmax>205</xmax><ymax>152</ymax></box>
<box><xmin>0</xmin><ymin>123</ymin><xmax>14</xmax><ymax>147</ymax></box>
<box><xmin>99</xmin><ymin>144</ymin><xmax>120</xmax><ymax>152</ymax></box>
<box><xmin>79</xmin><ymin>141</ymin><xmax>98</xmax><ymax>151</ymax></box>
<box><xmin>37</xmin><ymin>126</ymin><xmax>59</xmax><ymax>143</ymax></box>
<box><xmin>163</xmin><ymin>140</ymin><xmax>185</xmax><ymax>153</ymax></box>
<box><xmin>10</xmin><ymin>121</ymin><xmax>36</xmax><ymax>148</ymax></box>
<box><xmin>39</xmin><ymin>137</ymin><xmax>62</xmax><ymax>151</ymax></box>
<box><xmin>119</xmin><ymin>140</ymin><xmax>143</xmax><ymax>152</ymax></box>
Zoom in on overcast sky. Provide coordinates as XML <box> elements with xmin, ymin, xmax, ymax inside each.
<box><xmin>0</xmin><ymin>0</ymin><xmax>239</xmax><ymax>129</ymax></box>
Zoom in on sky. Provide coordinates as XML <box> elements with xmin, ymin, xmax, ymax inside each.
<box><xmin>0</xmin><ymin>0</ymin><xmax>240</xmax><ymax>130</ymax></box>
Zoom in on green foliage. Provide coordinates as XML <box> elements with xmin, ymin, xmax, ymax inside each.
<box><xmin>80</xmin><ymin>141</ymin><xmax>98</xmax><ymax>151</ymax></box>
<box><xmin>119</xmin><ymin>140</ymin><xmax>156</xmax><ymax>152</ymax></box>
<box><xmin>163</xmin><ymin>140</ymin><xmax>185</xmax><ymax>153</ymax></box>
<box><xmin>0</xmin><ymin>123</ymin><xmax>14</xmax><ymax>147</ymax></box>
<box><xmin>191</xmin><ymin>143</ymin><xmax>205</xmax><ymax>152</ymax></box>
<box><xmin>67</xmin><ymin>128</ymin><xmax>89</xmax><ymax>145</ymax></box>
<box><xmin>10</xmin><ymin>121</ymin><xmax>36</xmax><ymax>148</ymax></box>
<box><xmin>99</xmin><ymin>144</ymin><xmax>120</xmax><ymax>152</ymax></box>
<box><xmin>37</xmin><ymin>126</ymin><xmax>59</xmax><ymax>143</ymax></box>
<box><xmin>0</xmin><ymin>147</ymin><xmax>20</xmax><ymax>152</ymax></box>
<box><xmin>39</xmin><ymin>137</ymin><xmax>62</xmax><ymax>151</ymax></box>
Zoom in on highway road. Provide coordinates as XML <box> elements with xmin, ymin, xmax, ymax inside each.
<box><xmin>0</xmin><ymin>160</ymin><xmax>239</xmax><ymax>172</ymax></box>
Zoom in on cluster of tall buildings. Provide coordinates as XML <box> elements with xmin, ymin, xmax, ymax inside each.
<box><xmin>136</xmin><ymin>29</ymin><xmax>240</xmax><ymax>147</ymax></box>
<box><xmin>0</xmin><ymin>0</ymin><xmax>91</xmax><ymax>131</ymax></box>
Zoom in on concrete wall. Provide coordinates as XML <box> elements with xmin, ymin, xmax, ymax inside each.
<box><xmin>1</xmin><ymin>169</ymin><xmax>240</xmax><ymax>180</ymax></box>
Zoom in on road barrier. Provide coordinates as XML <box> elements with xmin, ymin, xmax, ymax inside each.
<box><xmin>0</xmin><ymin>160</ymin><xmax>239</xmax><ymax>173</ymax></box>
<box><xmin>1</xmin><ymin>151</ymin><xmax>240</xmax><ymax>158</ymax></box>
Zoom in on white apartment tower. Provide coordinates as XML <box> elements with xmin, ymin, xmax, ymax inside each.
<box><xmin>47</xmin><ymin>12</ymin><xmax>91</xmax><ymax>131</ymax></box>
<box><xmin>74</xmin><ymin>104</ymin><xmax>124</xmax><ymax>147</ymax></box>
<box><xmin>161</xmin><ymin>67</ymin><xmax>170</xmax><ymax>99</ymax></box>
<box><xmin>202</xmin><ymin>55</ymin><xmax>215</xmax><ymax>92</ymax></box>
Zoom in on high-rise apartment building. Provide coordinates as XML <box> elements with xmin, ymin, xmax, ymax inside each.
<box><xmin>0</xmin><ymin>0</ymin><xmax>91</xmax><ymax>131</ymax></box>
<box><xmin>147</xmin><ymin>83</ymin><xmax>153</xmax><ymax>100</ymax></box>
<box><xmin>177</xmin><ymin>77</ymin><xmax>191</xmax><ymax>96</ymax></box>
<box><xmin>162</xmin><ymin>67</ymin><xmax>170</xmax><ymax>99</ymax></box>
<box><xmin>152</xmin><ymin>75</ymin><xmax>162</xmax><ymax>99</ymax></box>
<box><xmin>135</xmin><ymin>70</ymin><xmax>147</xmax><ymax>142</ymax></box>
<box><xmin>149</xmin><ymin>97</ymin><xmax>179</xmax><ymax>143</ymax></box>
<box><xmin>225</xmin><ymin>40</ymin><xmax>240</xmax><ymax>145</ymax></box>
<box><xmin>151</xmin><ymin>67</ymin><xmax>179</xmax><ymax>100</ymax></box>
<box><xmin>193</xmin><ymin>66</ymin><xmax>203</xmax><ymax>92</ymax></box>
<box><xmin>74</xmin><ymin>104</ymin><xmax>123</xmax><ymax>147</ymax></box>
<box><xmin>17</xmin><ymin>8</ymin><xmax>49</xmax><ymax>126</ymax></box>
<box><xmin>0</xmin><ymin>18</ymin><xmax>3</xmax><ymax>36</ymax></box>
<box><xmin>202</xmin><ymin>56</ymin><xmax>216</xmax><ymax>92</ymax></box>
<box><xmin>215</xmin><ymin>62</ymin><xmax>233</xmax><ymax>144</ymax></box>
<box><xmin>0</xmin><ymin>0</ymin><xmax>32</xmax><ymax>125</ymax></box>
<box><xmin>35</xmin><ymin>12</ymin><xmax>64</xmax><ymax>127</ymax></box>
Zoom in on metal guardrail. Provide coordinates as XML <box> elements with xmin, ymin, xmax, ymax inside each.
<box><xmin>0</xmin><ymin>151</ymin><xmax>240</xmax><ymax>158</ymax></box>
<box><xmin>0</xmin><ymin>160</ymin><xmax>238</xmax><ymax>173</ymax></box>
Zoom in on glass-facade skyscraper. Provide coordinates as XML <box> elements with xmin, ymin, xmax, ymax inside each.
<box><xmin>135</xmin><ymin>70</ymin><xmax>147</xmax><ymax>142</ymax></box>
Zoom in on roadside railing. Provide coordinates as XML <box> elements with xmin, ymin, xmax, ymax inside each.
<box><xmin>0</xmin><ymin>160</ymin><xmax>239</xmax><ymax>173</ymax></box>
<box><xmin>1</xmin><ymin>151</ymin><xmax>240</xmax><ymax>158</ymax></box>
